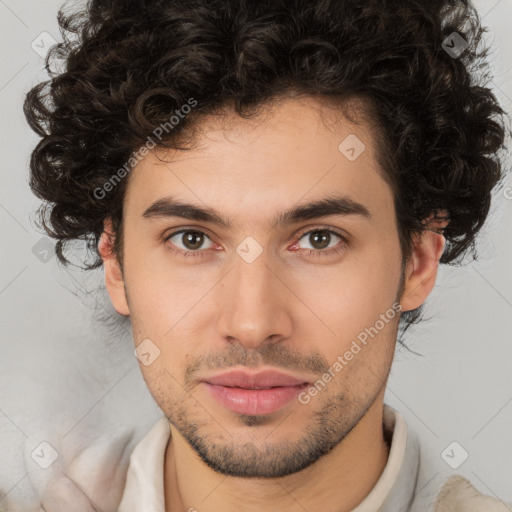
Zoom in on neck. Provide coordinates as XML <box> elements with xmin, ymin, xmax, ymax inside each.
<box><xmin>164</xmin><ymin>397</ymin><xmax>390</xmax><ymax>512</ymax></box>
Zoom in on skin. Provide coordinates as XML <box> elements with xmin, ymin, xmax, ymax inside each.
<box><xmin>99</xmin><ymin>95</ymin><xmax>446</xmax><ymax>512</ymax></box>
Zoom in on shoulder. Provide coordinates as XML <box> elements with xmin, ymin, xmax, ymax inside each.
<box><xmin>434</xmin><ymin>475</ymin><xmax>511</xmax><ymax>512</ymax></box>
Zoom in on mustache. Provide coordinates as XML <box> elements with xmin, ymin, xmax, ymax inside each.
<box><xmin>183</xmin><ymin>343</ymin><xmax>330</xmax><ymax>386</ymax></box>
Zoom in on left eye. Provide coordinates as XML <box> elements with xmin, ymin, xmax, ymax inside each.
<box><xmin>295</xmin><ymin>229</ymin><xmax>345</xmax><ymax>251</ymax></box>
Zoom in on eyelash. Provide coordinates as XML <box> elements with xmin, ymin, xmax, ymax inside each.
<box><xmin>162</xmin><ymin>227</ymin><xmax>349</xmax><ymax>260</ymax></box>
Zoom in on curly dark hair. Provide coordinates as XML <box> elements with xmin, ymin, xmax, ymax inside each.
<box><xmin>24</xmin><ymin>0</ymin><xmax>510</xmax><ymax>332</ymax></box>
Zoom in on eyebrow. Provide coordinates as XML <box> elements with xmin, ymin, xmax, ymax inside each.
<box><xmin>142</xmin><ymin>194</ymin><xmax>372</xmax><ymax>230</ymax></box>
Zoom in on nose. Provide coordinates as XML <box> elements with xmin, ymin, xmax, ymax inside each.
<box><xmin>216</xmin><ymin>249</ymin><xmax>294</xmax><ymax>350</ymax></box>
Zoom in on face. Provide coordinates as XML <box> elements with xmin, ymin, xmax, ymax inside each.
<box><xmin>105</xmin><ymin>96</ymin><xmax>411</xmax><ymax>478</ymax></box>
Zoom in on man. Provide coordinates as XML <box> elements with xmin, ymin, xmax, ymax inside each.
<box><xmin>24</xmin><ymin>0</ymin><xmax>510</xmax><ymax>510</ymax></box>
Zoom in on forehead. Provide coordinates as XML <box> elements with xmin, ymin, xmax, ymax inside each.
<box><xmin>124</xmin><ymin>96</ymin><xmax>394</xmax><ymax>228</ymax></box>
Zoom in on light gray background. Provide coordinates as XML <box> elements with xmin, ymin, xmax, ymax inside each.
<box><xmin>1</xmin><ymin>0</ymin><xmax>511</xmax><ymax>509</ymax></box>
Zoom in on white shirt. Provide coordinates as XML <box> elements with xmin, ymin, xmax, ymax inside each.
<box><xmin>117</xmin><ymin>404</ymin><xmax>508</xmax><ymax>512</ymax></box>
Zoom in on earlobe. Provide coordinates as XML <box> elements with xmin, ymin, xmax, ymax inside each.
<box><xmin>98</xmin><ymin>219</ymin><xmax>130</xmax><ymax>316</ymax></box>
<box><xmin>400</xmin><ymin>229</ymin><xmax>446</xmax><ymax>312</ymax></box>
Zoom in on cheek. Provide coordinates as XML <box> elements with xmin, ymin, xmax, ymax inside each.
<box><xmin>308</xmin><ymin>279</ymin><xmax>399</xmax><ymax>401</ymax></box>
<box><xmin>137</xmin><ymin>364</ymin><xmax>187</xmax><ymax>419</ymax></box>
<box><xmin>297</xmin><ymin>250</ymin><xmax>401</xmax><ymax>373</ymax></box>
<box><xmin>123</xmin><ymin>253</ymin><xmax>203</xmax><ymax>336</ymax></box>
<box><xmin>300</xmin><ymin>251</ymin><xmax>401</xmax><ymax>332</ymax></box>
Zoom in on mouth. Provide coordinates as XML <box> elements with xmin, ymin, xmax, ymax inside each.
<box><xmin>201</xmin><ymin>369</ymin><xmax>311</xmax><ymax>416</ymax></box>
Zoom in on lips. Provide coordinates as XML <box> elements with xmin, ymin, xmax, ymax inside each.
<box><xmin>202</xmin><ymin>370</ymin><xmax>310</xmax><ymax>415</ymax></box>
<box><xmin>204</xmin><ymin>370</ymin><xmax>308</xmax><ymax>389</ymax></box>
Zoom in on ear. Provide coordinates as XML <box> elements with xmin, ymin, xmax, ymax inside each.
<box><xmin>400</xmin><ymin>213</ymin><xmax>449</xmax><ymax>312</ymax></box>
<box><xmin>98</xmin><ymin>218</ymin><xmax>130</xmax><ymax>316</ymax></box>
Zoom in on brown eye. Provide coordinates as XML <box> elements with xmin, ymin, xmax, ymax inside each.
<box><xmin>181</xmin><ymin>231</ymin><xmax>205</xmax><ymax>250</ymax></box>
<box><xmin>298</xmin><ymin>229</ymin><xmax>344</xmax><ymax>251</ymax></box>
<box><xmin>164</xmin><ymin>230</ymin><xmax>213</xmax><ymax>253</ymax></box>
<box><xmin>307</xmin><ymin>230</ymin><xmax>332</xmax><ymax>250</ymax></box>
